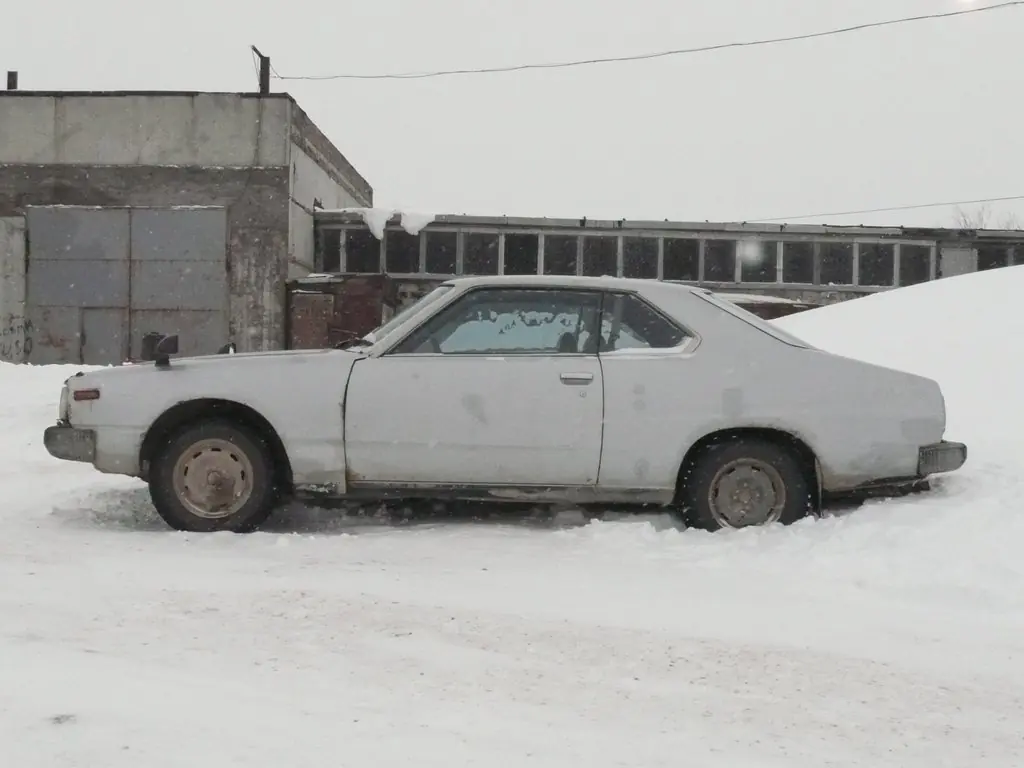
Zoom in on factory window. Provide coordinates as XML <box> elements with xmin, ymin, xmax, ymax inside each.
<box><xmin>386</xmin><ymin>231</ymin><xmax>420</xmax><ymax>273</ymax></box>
<box><xmin>544</xmin><ymin>235</ymin><xmax>578</xmax><ymax>275</ymax></box>
<box><xmin>858</xmin><ymin>243</ymin><xmax>895</xmax><ymax>286</ymax></box>
<box><xmin>781</xmin><ymin>242</ymin><xmax>814</xmax><ymax>283</ymax></box>
<box><xmin>425</xmin><ymin>231</ymin><xmax>457</xmax><ymax>274</ymax></box>
<box><xmin>582</xmin><ymin>236</ymin><xmax>618</xmax><ymax>277</ymax></box>
<box><xmin>820</xmin><ymin>242</ymin><xmax>853</xmax><ymax>285</ymax></box>
<box><xmin>463</xmin><ymin>232</ymin><xmax>499</xmax><ymax>275</ymax></box>
<box><xmin>623</xmin><ymin>237</ymin><xmax>658</xmax><ymax>279</ymax></box>
<box><xmin>320</xmin><ymin>228</ymin><xmax>341</xmax><ymax>272</ymax></box>
<box><xmin>704</xmin><ymin>240</ymin><xmax>736</xmax><ymax>282</ymax></box>
<box><xmin>663</xmin><ymin>238</ymin><xmax>699</xmax><ymax>281</ymax></box>
<box><xmin>504</xmin><ymin>234</ymin><xmax>539</xmax><ymax>275</ymax></box>
<box><xmin>739</xmin><ymin>240</ymin><xmax>778</xmax><ymax>283</ymax></box>
<box><xmin>899</xmin><ymin>245</ymin><xmax>931</xmax><ymax>286</ymax></box>
<box><xmin>977</xmin><ymin>246</ymin><xmax>1010</xmax><ymax>271</ymax></box>
<box><xmin>345</xmin><ymin>227</ymin><xmax>381</xmax><ymax>273</ymax></box>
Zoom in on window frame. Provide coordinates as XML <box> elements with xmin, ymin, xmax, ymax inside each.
<box><xmin>381</xmin><ymin>285</ymin><xmax>699</xmax><ymax>358</ymax></box>
<box><xmin>461</xmin><ymin>230</ymin><xmax>502</xmax><ymax>276</ymax></box>
<box><xmin>342</xmin><ymin>225</ymin><xmax>384</xmax><ymax>274</ymax></box>
<box><xmin>595</xmin><ymin>290</ymin><xmax>696</xmax><ymax>354</ymax></box>
<box><xmin>423</xmin><ymin>229</ymin><xmax>459</xmax><ymax>276</ymax></box>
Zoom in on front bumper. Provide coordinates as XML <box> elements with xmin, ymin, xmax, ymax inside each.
<box><xmin>918</xmin><ymin>440</ymin><xmax>967</xmax><ymax>476</ymax></box>
<box><xmin>43</xmin><ymin>424</ymin><xmax>97</xmax><ymax>464</ymax></box>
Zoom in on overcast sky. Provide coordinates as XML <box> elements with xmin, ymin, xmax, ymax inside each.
<box><xmin>6</xmin><ymin>0</ymin><xmax>1022</xmax><ymax>227</ymax></box>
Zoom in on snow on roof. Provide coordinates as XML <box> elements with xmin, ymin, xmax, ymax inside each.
<box><xmin>319</xmin><ymin>207</ymin><xmax>436</xmax><ymax>238</ymax></box>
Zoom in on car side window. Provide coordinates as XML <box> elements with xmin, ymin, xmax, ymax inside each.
<box><xmin>595</xmin><ymin>292</ymin><xmax>690</xmax><ymax>352</ymax></box>
<box><xmin>391</xmin><ymin>288</ymin><xmax>603</xmax><ymax>355</ymax></box>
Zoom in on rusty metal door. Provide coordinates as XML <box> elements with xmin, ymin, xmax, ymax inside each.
<box><xmin>288</xmin><ymin>291</ymin><xmax>335</xmax><ymax>349</ymax></box>
<box><xmin>128</xmin><ymin>208</ymin><xmax>229</xmax><ymax>359</ymax></box>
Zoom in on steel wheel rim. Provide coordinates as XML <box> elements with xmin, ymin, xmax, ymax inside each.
<box><xmin>707</xmin><ymin>458</ymin><xmax>786</xmax><ymax>529</ymax></box>
<box><xmin>172</xmin><ymin>438</ymin><xmax>255</xmax><ymax>519</ymax></box>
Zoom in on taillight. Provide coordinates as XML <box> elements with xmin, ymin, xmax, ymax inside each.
<box><xmin>73</xmin><ymin>388</ymin><xmax>101</xmax><ymax>402</ymax></box>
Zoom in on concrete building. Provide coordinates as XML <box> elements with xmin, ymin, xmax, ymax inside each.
<box><xmin>0</xmin><ymin>90</ymin><xmax>372</xmax><ymax>365</ymax></box>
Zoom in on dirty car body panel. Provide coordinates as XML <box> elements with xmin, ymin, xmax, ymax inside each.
<box><xmin>44</xmin><ymin>275</ymin><xmax>966</xmax><ymax>516</ymax></box>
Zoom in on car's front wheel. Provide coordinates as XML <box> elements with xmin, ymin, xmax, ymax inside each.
<box><xmin>679</xmin><ymin>438</ymin><xmax>813</xmax><ymax>531</ymax></box>
<box><xmin>149</xmin><ymin>420</ymin><xmax>278</xmax><ymax>533</ymax></box>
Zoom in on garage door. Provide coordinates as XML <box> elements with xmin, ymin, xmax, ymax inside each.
<box><xmin>25</xmin><ymin>206</ymin><xmax>229</xmax><ymax>365</ymax></box>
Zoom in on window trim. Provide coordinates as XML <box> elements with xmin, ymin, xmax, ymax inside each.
<box><xmin>422</xmin><ymin>228</ymin><xmax>460</xmax><ymax>276</ymax></box>
<box><xmin>542</xmin><ymin>233</ymin><xmax>582</xmax><ymax>277</ymax></box>
<box><xmin>380</xmin><ymin>285</ymin><xmax>700</xmax><ymax>359</ymax></box>
<box><xmin>595</xmin><ymin>290</ymin><xmax>699</xmax><ymax>356</ymax></box>
<box><xmin>621</xmin><ymin>235</ymin><xmax>660</xmax><ymax>280</ymax></box>
<box><xmin>501</xmin><ymin>231</ymin><xmax>543</xmax><ymax>277</ymax></box>
<box><xmin>855</xmin><ymin>241</ymin><xmax>897</xmax><ymax>288</ymax></box>
<box><xmin>460</xmin><ymin>229</ymin><xmax>502</xmax><ymax>277</ymax></box>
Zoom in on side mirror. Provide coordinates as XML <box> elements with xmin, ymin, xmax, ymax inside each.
<box><xmin>155</xmin><ymin>334</ymin><xmax>179</xmax><ymax>356</ymax></box>
<box><xmin>153</xmin><ymin>334</ymin><xmax>179</xmax><ymax>368</ymax></box>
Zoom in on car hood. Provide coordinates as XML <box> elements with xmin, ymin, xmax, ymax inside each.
<box><xmin>76</xmin><ymin>347</ymin><xmax>365</xmax><ymax>380</ymax></box>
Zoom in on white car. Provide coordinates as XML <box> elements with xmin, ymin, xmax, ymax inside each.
<box><xmin>44</xmin><ymin>275</ymin><xmax>966</xmax><ymax>533</ymax></box>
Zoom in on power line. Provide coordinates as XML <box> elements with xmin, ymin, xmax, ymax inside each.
<box><xmin>272</xmin><ymin>1</ymin><xmax>1022</xmax><ymax>82</ymax></box>
<box><xmin>753</xmin><ymin>194</ymin><xmax>1024</xmax><ymax>223</ymax></box>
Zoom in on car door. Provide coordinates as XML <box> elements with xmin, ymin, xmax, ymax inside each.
<box><xmin>343</xmin><ymin>287</ymin><xmax>605</xmax><ymax>488</ymax></box>
<box><xmin>594</xmin><ymin>291</ymin><xmax>699</xmax><ymax>495</ymax></box>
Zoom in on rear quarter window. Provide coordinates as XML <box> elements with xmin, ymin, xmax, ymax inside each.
<box><xmin>695</xmin><ymin>291</ymin><xmax>816</xmax><ymax>349</ymax></box>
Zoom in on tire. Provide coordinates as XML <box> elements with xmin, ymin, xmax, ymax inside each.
<box><xmin>148</xmin><ymin>420</ymin><xmax>279</xmax><ymax>533</ymax></box>
<box><xmin>678</xmin><ymin>438</ymin><xmax>813</xmax><ymax>531</ymax></box>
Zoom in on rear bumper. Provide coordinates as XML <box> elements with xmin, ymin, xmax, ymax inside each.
<box><xmin>43</xmin><ymin>424</ymin><xmax>97</xmax><ymax>464</ymax></box>
<box><xmin>918</xmin><ymin>440</ymin><xmax>967</xmax><ymax>476</ymax></box>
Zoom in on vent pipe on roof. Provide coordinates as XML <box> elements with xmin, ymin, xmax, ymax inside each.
<box><xmin>250</xmin><ymin>46</ymin><xmax>270</xmax><ymax>95</ymax></box>
<box><xmin>6</xmin><ymin>71</ymin><xmax>17</xmax><ymax>90</ymax></box>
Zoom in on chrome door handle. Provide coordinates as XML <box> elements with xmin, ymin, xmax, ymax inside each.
<box><xmin>560</xmin><ymin>372</ymin><xmax>594</xmax><ymax>385</ymax></box>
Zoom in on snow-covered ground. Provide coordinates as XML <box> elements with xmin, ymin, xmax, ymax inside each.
<box><xmin>3</xmin><ymin>269</ymin><xmax>1024</xmax><ymax>767</ymax></box>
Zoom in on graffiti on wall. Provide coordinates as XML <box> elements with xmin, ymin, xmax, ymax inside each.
<box><xmin>0</xmin><ymin>318</ymin><xmax>33</xmax><ymax>362</ymax></box>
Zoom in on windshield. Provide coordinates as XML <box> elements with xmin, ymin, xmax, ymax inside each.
<box><xmin>697</xmin><ymin>291</ymin><xmax>816</xmax><ymax>349</ymax></box>
<box><xmin>363</xmin><ymin>285</ymin><xmax>453</xmax><ymax>344</ymax></box>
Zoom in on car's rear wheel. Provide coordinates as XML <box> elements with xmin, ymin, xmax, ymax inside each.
<box><xmin>149</xmin><ymin>420</ymin><xmax>278</xmax><ymax>533</ymax></box>
<box><xmin>679</xmin><ymin>438</ymin><xmax>812</xmax><ymax>531</ymax></box>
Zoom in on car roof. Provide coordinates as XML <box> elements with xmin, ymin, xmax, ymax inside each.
<box><xmin>441</xmin><ymin>274</ymin><xmax>705</xmax><ymax>294</ymax></box>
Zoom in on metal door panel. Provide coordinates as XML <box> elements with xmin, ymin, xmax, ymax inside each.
<box><xmin>26</xmin><ymin>208</ymin><xmax>130</xmax><ymax>261</ymax></box>
<box><xmin>129</xmin><ymin>260</ymin><xmax>226</xmax><ymax>311</ymax></box>
<box><xmin>29</xmin><ymin>259</ymin><xmax>130</xmax><ymax>307</ymax></box>
<box><xmin>27</xmin><ymin>306</ymin><xmax>80</xmax><ymax>364</ymax></box>
<box><xmin>130</xmin><ymin>208</ymin><xmax>227</xmax><ymax>262</ymax></box>
<box><xmin>82</xmin><ymin>308</ymin><xmax>127</xmax><ymax>365</ymax></box>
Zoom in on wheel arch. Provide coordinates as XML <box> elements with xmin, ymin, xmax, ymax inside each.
<box><xmin>674</xmin><ymin>426</ymin><xmax>822</xmax><ymax>512</ymax></box>
<box><xmin>139</xmin><ymin>398</ymin><xmax>293</xmax><ymax>490</ymax></box>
